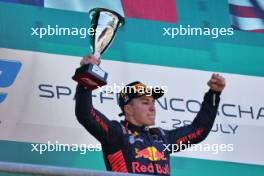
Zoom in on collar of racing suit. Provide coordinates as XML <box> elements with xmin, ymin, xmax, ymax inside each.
<box><xmin>122</xmin><ymin>120</ymin><xmax>150</xmax><ymax>132</ymax></box>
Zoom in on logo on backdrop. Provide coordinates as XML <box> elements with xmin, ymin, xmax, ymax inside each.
<box><xmin>0</xmin><ymin>59</ymin><xmax>21</xmax><ymax>104</ymax></box>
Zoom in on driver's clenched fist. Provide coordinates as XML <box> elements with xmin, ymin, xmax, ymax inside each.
<box><xmin>207</xmin><ymin>73</ymin><xmax>226</xmax><ymax>92</ymax></box>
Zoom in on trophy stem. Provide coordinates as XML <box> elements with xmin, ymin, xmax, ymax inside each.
<box><xmin>93</xmin><ymin>51</ymin><xmax>101</xmax><ymax>59</ymax></box>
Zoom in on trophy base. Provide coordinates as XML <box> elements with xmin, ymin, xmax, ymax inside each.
<box><xmin>72</xmin><ymin>64</ymin><xmax>108</xmax><ymax>90</ymax></box>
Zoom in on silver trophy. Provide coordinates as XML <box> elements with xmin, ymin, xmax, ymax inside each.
<box><xmin>73</xmin><ymin>8</ymin><xmax>125</xmax><ymax>90</ymax></box>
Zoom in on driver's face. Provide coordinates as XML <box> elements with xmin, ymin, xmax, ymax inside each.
<box><xmin>125</xmin><ymin>96</ymin><xmax>156</xmax><ymax>126</ymax></box>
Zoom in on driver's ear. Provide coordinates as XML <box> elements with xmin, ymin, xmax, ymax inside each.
<box><xmin>124</xmin><ymin>104</ymin><xmax>133</xmax><ymax>116</ymax></box>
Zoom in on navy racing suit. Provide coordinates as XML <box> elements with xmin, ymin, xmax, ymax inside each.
<box><xmin>75</xmin><ymin>85</ymin><xmax>221</xmax><ymax>175</ymax></box>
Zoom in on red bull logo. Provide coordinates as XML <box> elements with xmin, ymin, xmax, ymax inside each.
<box><xmin>135</xmin><ymin>147</ymin><xmax>167</xmax><ymax>161</ymax></box>
<box><xmin>132</xmin><ymin>162</ymin><xmax>170</xmax><ymax>175</ymax></box>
